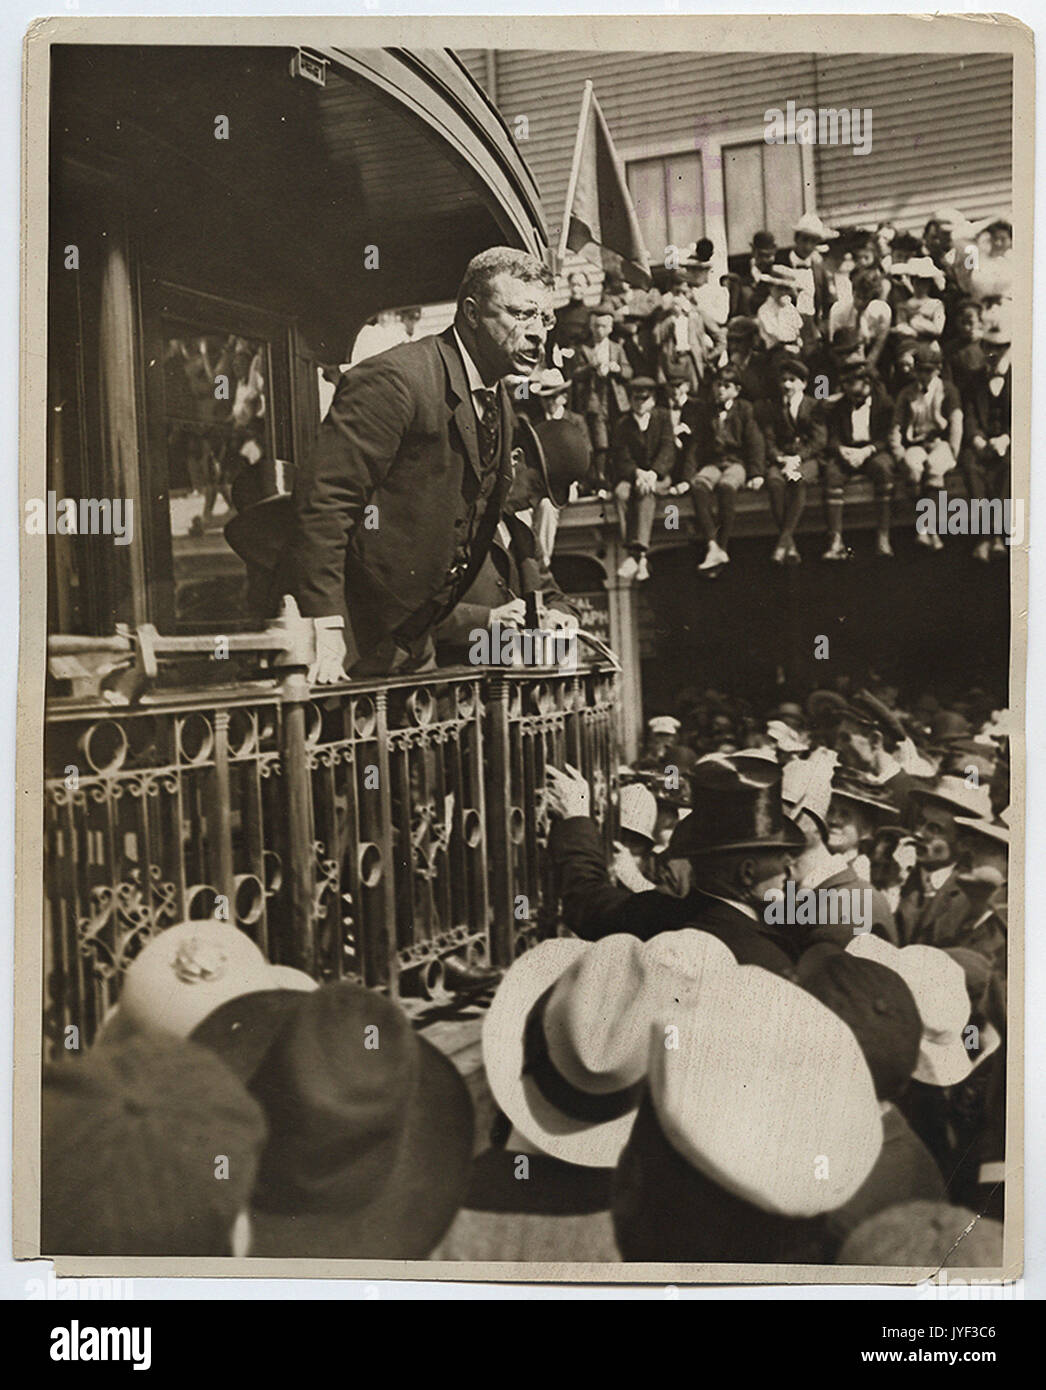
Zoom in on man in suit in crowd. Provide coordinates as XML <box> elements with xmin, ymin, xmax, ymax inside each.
<box><xmin>897</xmin><ymin>781</ymin><xmax>990</xmax><ymax>949</ymax></box>
<box><xmin>545</xmin><ymin>755</ymin><xmax>805</xmax><ymax>975</ymax></box>
<box><xmin>291</xmin><ymin>246</ymin><xmax>555</xmax><ymax>681</ymax></box>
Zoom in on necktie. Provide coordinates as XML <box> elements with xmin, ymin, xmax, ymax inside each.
<box><xmin>476</xmin><ymin>388</ymin><xmax>500</xmax><ymax>471</ymax></box>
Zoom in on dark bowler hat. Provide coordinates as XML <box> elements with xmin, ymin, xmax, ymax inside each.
<box><xmin>778</xmin><ymin>357</ymin><xmax>809</xmax><ymax>382</ymax></box>
<box><xmin>667</xmin><ymin>756</ymin><xmax>805</xmax><ymax>858</ymax></box>
<box><xmin>224</xmin><ymin>493</ymin><xmax>294</xmax><ymax>573</ymax></box>
<box><xmin>191</xmin><ymin>980</ymin><xmax>474</xmax><ymax>1259</ymax></box>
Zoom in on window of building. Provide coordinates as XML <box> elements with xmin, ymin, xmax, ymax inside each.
<box><xmin>626</xmin><ymin>151</ymin><xmax>704</xmax><ymax>266</ymax></box>
<box><xmin>722</xmin><ymin>139</ymin><xmax>806</xmax><ymax>257</ymax></box>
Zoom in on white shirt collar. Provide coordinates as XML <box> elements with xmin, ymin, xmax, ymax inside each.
<box><xmin>632</xmin><ymin>410</ymin><xmax>652</xmax><ymax>431</ymax></box>
<box><xmin>927</xmin><ymin>863</ymin><xmax>955</xmax><ymax>891</ymax></box>
<box><xmin>452</xmin><ymin>327</ymin><xmax>494</xmax><ymax>412</ymax></box>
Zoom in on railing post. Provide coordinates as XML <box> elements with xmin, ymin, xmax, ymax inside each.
<box><xmin>486</xmin><ymin>672</ymin><xmax>515</xmax><ymax>969</ymax></box>
<box><xmin>373</xmin><ymin>689</ymin><xmax>399</xmax><ymax>997</ymax></box>
<box><xmin>279</xmin><ymin>672</ymin><xmax>316</xmax><ymax>974</ymax></box>
<box><xmin>211</xmin><ymin>709</ymin><xmax>235</xmax><ymax>910</ymax></box>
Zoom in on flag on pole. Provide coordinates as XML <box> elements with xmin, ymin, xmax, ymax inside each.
<box><xmin>559</xmin><ymin>81</ymin><xmax>651</xmax><ymax>287</ymax></box>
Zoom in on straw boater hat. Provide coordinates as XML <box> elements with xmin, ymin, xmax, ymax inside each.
<box><xmin>104</xmin><ymin>920</ymin><xmax>316</xmax><ymax>1042</ymax></box>
<box><xmin>482</xmin><ymin>931</ymin><xmax>738</xmax><ymax>1167</ymax></box>
<box><xmin>644</xmin><ymin>963</ymin><xmax>882</xmax><ymax>1215</ymax></box>
<box><xmin>847</xmin><ymin>936</ymin><xmax>975</xmax><ymax>1088</ymax></box>
<box><xmin>648</xmin><ymin>714</ymin><xmax>681</xmax><ymax>737</ymax></box>
<box><xmin>909</xmin><ymin>775</ymin><xmax>993</xmax><ymax>822</ymax></box>
<box><xmin>793</xmin><ymin>212</ymin><xmax>839</xmax><ymax>243</ymax></box>
<box><xmin>954</xmin><ymin>815</ymin><xmax>1010</xmax><ymax>847</ymax></box>
<box><xmin>781</xmin><ymin>747</ymin><xmax>836</xmax><ymax>840</ymax></box>
<box><xmin>890</xmin><ymin>256</ymin><xmax>947</xmax><ymax>292</ymax></box>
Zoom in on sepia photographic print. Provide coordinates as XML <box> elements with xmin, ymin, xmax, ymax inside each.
<box><xmin>14</xmin><ymin>13</ymin><xmax>1030</xmax><ymax>1288</ymax></box>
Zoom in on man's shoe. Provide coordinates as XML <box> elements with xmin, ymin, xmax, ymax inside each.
<box><xmin>876</xmin><ymin>533</ymin><xmax>894</xmax><ymax>558</ymax></box>
<box><xmin>930</xmin><ymin>532</ymin><xmax>944</xmax><ymax>552</ymax></box>
<box><xmin>991</xmin><ymin>535</ymin><xmax>1007</xmax><ymax>556</ymax></box>
<box><xmin>821</xmin><ymin>535</ymin><xmax>848</xmax><ymax>561</ymax></box>
<box><xmin>771</xmin><ymin>542</ymin><xmax>788</xmax><ymax>565</ymax></box>
<box><xmin>441</xmin><ymin>955</ymin><xmax>502</xmax><ymax>996</ymax></box>
<box><xmin>914</xmin><ymin>528</ymin><xmax>934</xmax><ymax>548</ymax></box>
<box><xmin>617</xmin><ymin>555</ymin><xmax>639</xmax><ymax>580</ymax></box>
<box><xmin>972</xmin><ymin>539</ymin><xmax>991</xmax><ymax>563</ymax></box>
<box><xmin>785</xmin><ymin>540</ymin><xmax>802</xmax><ymax>565</ymax></box>
<box><xmin>698</xmin><ymin>541</ymin><xmax>729</xmax><ymax>573</ymax></box>
<box><xmin>636</xmin><ymin>555</ymin><xmax>650</xmax><ymax>582</ymax></box>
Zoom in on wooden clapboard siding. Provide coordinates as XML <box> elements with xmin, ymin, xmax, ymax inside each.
<box><xmin>813</xmin><ymin>52</ymin><xmax>1013</xmax><ymax>232</ymax></box>
<box><xmin>486</xmin><ymin>50</ymin><xmax>819</xmax><ymax>240</ymax></box>
<box><xmin>454</xmin><ymin>48</ymin><xmax>1012</xmax><ymax>243</ymax></box>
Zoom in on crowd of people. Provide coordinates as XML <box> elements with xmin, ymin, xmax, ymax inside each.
<box><xmin>512</xmin><ymin>207</ymin><xmax>1013</xmax><ymax>577</ymax></box>
<box><xmin>41</xmin><ymin>673</ymin><xmax>1009</xmax><ymax>1270</ymax></box>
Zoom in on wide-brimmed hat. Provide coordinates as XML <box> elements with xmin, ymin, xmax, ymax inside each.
<box><xmin>648</xmin><ymin>714</ymin><xmax>681</xmax><ymax>736</ymax></box>
<box><xmin>530</xmin><ymin>367</ymin><xmax>571</xmax><ymax>397</ymax></box>
<box><xmin>667</xmin><ymin>755</ymin><xmax>805</xmax><ymax>858</ymax></box>
<box><xmin>645</xmin><ymin>963</ymin><xmax>882</xmax><ymax>1216</ymax></box>
<box><xmin>830</xmin><ymin>775</ymin><xmax>904</xmax><ymax>824</ymax></box>
<box><xmin>847</xmin><ymin>937</ymin><xmax>974</xmax><ymax>1087</ymax></box>
<box><xmin>192</xmin><ymin>981</ymin><xmax>474</xmax><ymax>1258</ymax></box>
<box><xmin>105</xmin><ymin>920</ymin><xmax>317</xmax><ymax>1043</ymax></box>
<box><xmin>954</xmin><ymin>815</ymin><xmax>1010</xmax><ymax>848</ymax></box>
<box><xmin>891</xmin><ymin>257</ymin><xmax>947</xmax><ymax>291</ymax></box>
<box><xmin>483</xmin><ymin>932</ymin><xmax>737</xmax><ymax>1168</ymax></box>
<box><xmin>793</xmin><ymin>212</ymin><xmax>838</xmax><ymax>242</ymax></box>
<box><xmin>909</xmin><ymin>775</ymin><xmax>992</xmax><ymax>821</ymax></box>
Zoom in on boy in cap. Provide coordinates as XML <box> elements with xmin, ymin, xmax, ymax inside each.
<box><xmin>958</xmin><ymin>321</ymin><xmax>1011</xmax><ymax>561</ymax></box>
<box><xmin>688</xmin><ymin>364</ymin><xmax>766</xmax><ymax>575</ymax></box>
<box><xmin>822</xmin><ymin>362</ymin><xmax>896</xmax><ymax>559</ymax></box>
<box><xmin>890</xmin><ymin>340</ymin><xmax>963</xmax><ymax>551</ymax></box>
<box><xmin>572</xmin><ymin>303</ymin><xmax>634</xmax><ymax>487</ymax></box>
<box><xmin>41</xmin><ymin>1034</ymin><xmax>266</xmax><ymax>1256</ymax></box>
<box><xmin>609</xmin><ymin>377</ymin><xmax>675</xmax><ymax>582</ymax></box>
<box><xmin>725</xmin><ymin>315</ymin><xmax>774</xmax><ymax>402</ymax></box>
<box><xmin>756</xmin><ymin>357</ymin><xmax>827</xmax><ymax>564</ymax></box>
<box><xmin>734</xmin><ymin>229</ymin><xmax>778</xmax><ymax>317</ymax></box>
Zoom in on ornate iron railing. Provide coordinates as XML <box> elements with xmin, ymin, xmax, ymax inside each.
<box><xmin>42</xmin><ymin>660</ymin><xmax>619</xmax><ymax>1055</ymax></box>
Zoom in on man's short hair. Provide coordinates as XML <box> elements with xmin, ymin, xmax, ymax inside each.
<box><xmin>457</xmin><ymin>246</ymin><xmax>554</xmax><ymax>311</ymax></box>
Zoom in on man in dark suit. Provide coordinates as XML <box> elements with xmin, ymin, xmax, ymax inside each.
<box><xmin>822</xmin><ymin>362</ymin><xmax>896</xmax><ymax>560</ymax></box>
<box><xmin>292</xmin><ymin>246</ymin><xmax>555</xmax><ymax>681</ymax></box>
<box><xmin>896</xmin><ymin>782</ymin><xmax>991</xmax><ymax>949</ymax></box>
<box><xmin>545</xmin><ymin>756</ymin><xmax>805</xmax><ymax>975</ymax></box>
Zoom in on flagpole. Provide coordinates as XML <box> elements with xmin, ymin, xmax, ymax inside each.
<box><xmin>558</xmin><ymin>80</ymin><xmax>594</xmax><ymax>265</ymax></box>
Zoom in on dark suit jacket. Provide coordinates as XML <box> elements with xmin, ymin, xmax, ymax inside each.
<box><xmin>896</xmin><ymin>864</ymin><xmax>972</xmax><ymax>949</ymax></box>
<box><xmin>825</xmin><ymin>392</ymin><xmax>895</xmax><ymax>454</ymax></box>
<box><xmin>688</xmin><ymin>397</ymin><xmax>766</xmax><ymax>479</ymax></box>
<box><xmin>572</xmin><ymin>341</ymin><xmax>634</xmax><ymax>417</ymax></box>
<box><xmin>756</xmin><ymin>394</ymin><xmax>828</xmax><ymax>467</ymax></box>
<box><xmin>435</xmin><ymin>515</ymin><xmax>576</xmax><ymax>659</ymax></box>
<box><xmin>609</xmin><ymin>408</ymin><xmax>676</xmax><ymax>484</ymax></box>
<box><xmin>961</xmin><ymin>364</ymin><xmax>1011</xmax><ymax>444</ymax></box>
<box><xmin>291</xmin><ymin>328</ymin><xmax>515</xmax><ymax>671</ymax></box>
<box><xmin>548</xmin><ymin>816</ymin><xmax>796</xmax><ymax>974</ymax></box>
